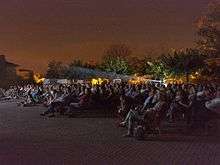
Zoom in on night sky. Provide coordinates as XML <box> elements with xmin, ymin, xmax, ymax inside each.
<box><xmin>0</xmin><ymin>0</ymin><xmax>211</xmax><ymax>73</ymax></box>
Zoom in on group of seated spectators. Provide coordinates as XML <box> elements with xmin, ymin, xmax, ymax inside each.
<box><xmin>0</xmin><ymin>86</ymin><xmax>21</xmax><ymax>100</ymax></box>
<box><xmin>119</xmin><ymin>83</ymin><xmax>220</xmax><ymax>137</ymax></box>
<box><xmin>1</xmin><ymin>81</ymin><xmax>220</xmax><ymax>138</ymax></box>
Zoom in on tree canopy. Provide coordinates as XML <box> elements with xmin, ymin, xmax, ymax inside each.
<box><xmin>100</xmin><ymin>44</ymin><xmax>132</xmax><ymax>75</ymax></box>
<box><xmin>196</xmin><ymin>1</ymin><xmax>220</xmax><ymax>58</ymax></box>
<box><xmin>46</xmin><ymin>61</ymin><xmax>67</xmax><ymax>79</ymax></box>
<box><xmin>160</xmin><ymin>49</ymin><xmax>205</xmax><ymax>82</ymax></box>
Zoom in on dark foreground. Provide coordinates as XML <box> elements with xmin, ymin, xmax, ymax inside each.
<box><xmin>0</xmin><ymin>101</ymin><xmax>220</xmax><ymax>165</ymax></box>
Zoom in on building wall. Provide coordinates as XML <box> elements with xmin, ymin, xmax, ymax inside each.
<box><xmin>0</xmin><ymin>55</ymin><xmax>18</xmax><ymax>88</ymax></box>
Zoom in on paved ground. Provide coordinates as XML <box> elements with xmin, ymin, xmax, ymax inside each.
<box><xmin>0</xmin><ymin>101</ymin><xmax>220</xmax><ymax>165</ymax></box>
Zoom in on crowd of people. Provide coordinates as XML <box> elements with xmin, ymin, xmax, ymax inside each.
<box><xmin>0</xmin><ymin>81</ymin><xmax>220</xmax><ymax>138</ymax></box>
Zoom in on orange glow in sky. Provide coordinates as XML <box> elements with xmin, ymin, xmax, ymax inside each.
<box><xmin>0</xmin><ymin>0</ymin><xmax>210</xmax><ymax>73</ymax></box>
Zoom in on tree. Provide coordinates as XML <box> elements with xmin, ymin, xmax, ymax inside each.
<box><xmin>202</xmin><ymin>58</ymin><xmax>220</xmax><ymax>79</ymax></box>
<box><xmin>161</xmin><ymin>49</ymin><xmax>205</xmax><ymax>82</ymax></box>
<box><xmin>127</xmin><ymin>57</ymin><xmax>148</xmax><ymax>75</ymax></box>
<box><xmin>46</xmin><ymin>61</ymin><xmax>67</xmax><ymax>79</ymax></box>
<box><xmin>101</xmin><ymin>56</ymin><xmax>131</xmax><ymax>75</ymax></box>
<box><xmin>146</xmin><ymin>60</ymin><xmax>169</xmax><ymax>80</ymax></box>
<box><xmin>100</xmin><ymin>44</ymin><xmax>132</xmax><ymax>74</ymax></box>
<box><xmin>69</xmin><ymin>59</ymin><xmax>84</xmax><ymax>67</ymax></box>
<box><xmin>196</xmin><ymin>1</ymin><xmax>220</xmax><ymax>58</ymax></box>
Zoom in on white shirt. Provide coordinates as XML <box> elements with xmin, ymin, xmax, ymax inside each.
<box><xmin>205</xmin><ymin>97</ymin><xmax>220</xmax><ymax>112</ymax></box>
<box><xmin>143</xmin><ymin>95</ymin><xmax>153</xmax><ymax>107</ymax></box>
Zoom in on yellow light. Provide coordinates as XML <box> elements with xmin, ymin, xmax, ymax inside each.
<box><xmin>190</xmin><ymin>75</ymin><xmax>195</xmax><ymax>79</ymax></box>
<box><xmin>91</xmin><ymin>79</ymin><xmax>98</xmax><ymax>85</ymax></box>
<box><xmin>33</xmin><ymin>73</ymin><xmax>45</xmax><ymax>84</ymax></box>
<box><xmin>128</xmin><ymin>75</ymin><xmax>150</xmax><ymax>84</ymax></box>
<box><xmin>164</xmin><ymin>77</ymin><xmax>184</xmax><ymax>84</ymax></box>
<box><xmin>91</xmin><ymin>78</ymin><xmax>108</xmax><ymax>86</ymax></box>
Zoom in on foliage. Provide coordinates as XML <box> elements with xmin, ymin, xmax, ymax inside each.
<box><xmin>46</xmin><ymin>61</ymin><xmax>67</xmax><ymax>79</ymax></box>
<box><xmin>160</xmin><ymin>49</ymin><xmax>205</xmax><ymax>82</ymax></box>
<box><xmin>128</xmin><ymin>57</ymin><xmax>149</xmax><ymax>75</ymax></box>
<box><xmin>101</xmin><ymin>56</ymin><xmax>131</xmax><ymax>75</ymax></box>
<box><xmin>146</xmin><ymin>60</ymin><xmax>169</xmax><ymax>79</ymax></box>
<box><xmin>69</xmin><ymin>59</ymin><xmax>84</xmax><ymax>67</ymax></box>
<box><xmin>65</xmin><ymin>59</ymin><xmax>99</xmax><ymax>78</ymax></box>
<box><xmin>100</xmin><ymin>44</ymin><xmax>132</xmax><ymax>74</ymax></box>
<box><xmin>201</xmin><ymin>59</ymin><xmax>220</xmax><ymax>78</ymax></box>
<box><xmin>138</xmin><ymin>57</ymin><xmax>169</xmax><ymax>80</ymax></box>
<box><xmin>69</xmin><ymin>59</ymin><xmax>98</xmax><ymax>69</ymax></box>
<box><xmin>196</xmin><ymin>1</ymin><xmax>220</xmax><ymax>58</ymax></box>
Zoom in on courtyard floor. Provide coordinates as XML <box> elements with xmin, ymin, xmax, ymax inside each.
<box><xmin>0</xmin><ymin>101</ymin><xmax>219</xmax><ymax>165</ymax></box>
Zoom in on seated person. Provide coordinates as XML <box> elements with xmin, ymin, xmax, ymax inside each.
<box><xmin>18</xmin><ymin>88</ymin><xmax>37</xmax><ymax>106</ymax></box>
<box><xmin>167</xmin><ymin>90</ymin><xmax>189</xmax><ymax>122</ymax></box>
<box><xmin>141</xmin><ymin>90</ymin><xmax>157</xmax><ymax>111</ymax></box>
<box><xmin>67</xmin><ymin>88</ymin><xmax>92</xmax><ymax>115</ymax></box>
<box><xmin>30</xmin><ymin>89</ymin><xmax>39</xmax><ymax>104</ymax></box>
<box><xmin>0</xmin><ymin>88</ymin><xmax>11</xmax><ymax>100</ymax></box>
<box><xmin>120</xmin><ymin>93</ymin><xmax>167</xmax><ymax>137</ymax></box>
<box><xmin>118</xmin><ymin>94</ymin><xmax>135</xmax><ymax>119</ymax></box>
<box><xmin>0</xmin><ymin>88</ymin><xmax>5</xmax><ymax>98</ymax></box>
<box><xmin>40</xmin><ymin>90</ymin><xmax>67</xmax><ymax>117</ymax></box>
<box><xmin>205</xmin><ymin>87</ymin><xmax>220</xmax><ymax>112</ymax></box>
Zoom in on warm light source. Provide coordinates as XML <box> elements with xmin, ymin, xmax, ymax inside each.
<box><xmin>91</xmin><ymin>78</ymin><xmax>108</xmax><ymax>86</ymax></box>
<box><xmin>33</xmin><ymin>73</ymin><xmax>45</xmax><ymax>84</ymax></box>
<box><xmin>129</xmin><ymin>74</ymin><xmax>150</xmax><ymax>84</ymax></box>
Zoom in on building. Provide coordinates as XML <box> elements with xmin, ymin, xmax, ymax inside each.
<box><xmin>0</xmin><ymin>55</ymin><xmax>19</xmax><ymax>88</ymax></box>
<box><xmin>68</xmin><ymin>66</ymin><xmax>131</xmax><ymax>80</ymax></box>
<box><xmin>18</xmin><ymin>69</ymin><xmax>34</xmax><ymax>80</ymax></box>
